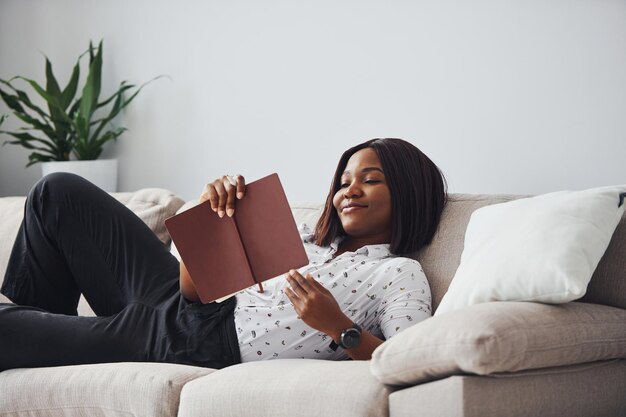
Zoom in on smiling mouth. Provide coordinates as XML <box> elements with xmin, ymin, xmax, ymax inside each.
<box><xmin>342</xmin><ymin>204</ymin><xmax>367</xmax><ymax>213</ymax></box>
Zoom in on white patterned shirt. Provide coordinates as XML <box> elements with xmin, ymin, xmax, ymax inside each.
<box><xmin>233</xmin><ymin>224</ymin><xmax>432</xmax><ymax>362</ymax></box>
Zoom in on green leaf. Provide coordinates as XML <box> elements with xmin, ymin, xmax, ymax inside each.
<box><xmin>79</xmin><ymin>40</ymin><xmax>102</xmax><ymax>121</ymax></box>
<box><xmin>0</xmin><ymin>85</ymin><xmax>26</xmax><ymax>113</ymax></box>
<box><xmin>45</xmin><ymin>57</ymin><xmax>62</xmax><ymax>99</ymax></box>
<box><xmin>13</xmin><ymin>76</ymin><xmax>67</xmax><ymax>121</ymax></box>
<box><xmin>12</xmin><ymin>112</ymin><xmax>56</xmax><ymax>138</ymax></box>
<box><xmin>1</xmin><ymin>130</ymin><xmax>62</xmax><ymax>162</ymax></box>
<box><xmin>25</xmin><ymin>152</ymin><xmax>58</xmax><ymax>167</ymax></box>
<box><xmin>45</xmin><ymin>57</ymin><xmax>75</xmax><ymax>140</ymax></box>
<box><xmin>1</xmin><ymin>77</ymin><xmax>74</xmax><ymax>159</ymax></box>
<box><xmin>68</xmin><ymin>98</ymin><xmax>81</xmax><ymax>118</ymax></box>
<box><xmin>4</xmin><ymin>138</ymin><xmax>56</xmax><ymax>155</ymax></box>
<box><xmin>74</xmin><ymin>113</ymin><xmax>89</xmax><ymax>141</ymax></box>
<box><xmin>90</xmin><ymin>88</ymin><xmax>126</xmax><ymax>141</ymax></box>
<box><xmin>95</xmin><ymin>81</ymin><xmax>135</xmax><ymax>110</ymax></box>
<box><xmin>11</xmin><ymin>129</ymin><xmax>59</xmax><ymax>150</ymax></box>
<box><xmin>14</xmin><ymin>76</ymin><xmax>59</xmax><ymax>106</ymax></box>
<box><xmin>89</xmin><ymin>40</ymin><xmax>96</xmax><ymax>64</ymax></box>
<box><xmin>89</xmin><ymin>75</ymin><xmax>161</xmax><ymax>144</ymax></box>
<box><xmin>60</xmin><ymin>61</ymin><xmax>80</xmax><ymax>111</ymax></box>
<box><xmin>1</xmin><ymin>80</ymin><xmax>54</xmax><ymax>123</ymax></box>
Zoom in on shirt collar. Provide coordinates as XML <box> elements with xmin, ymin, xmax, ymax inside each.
<box><xmin>329</xmin><ymin>236</ymin><xmax>391</xmax><ymax>259</ymax></box>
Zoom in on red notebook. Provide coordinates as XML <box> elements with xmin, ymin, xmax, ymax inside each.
<box><xmin>165</xmin><ymin>173</ymin><xmax>309</xmax><ymax>303</ymax></box>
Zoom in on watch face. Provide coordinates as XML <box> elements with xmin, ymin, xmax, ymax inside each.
<box><xmin>342</xmin><ymin>328</ymin><xmax>361</xmax><ymax>349</ymax></box>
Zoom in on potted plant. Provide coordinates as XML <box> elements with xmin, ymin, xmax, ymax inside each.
<box><xmin>0</xmin><ymin>41</ymin><xmax>155</xmax><ymax>191</ymax></box>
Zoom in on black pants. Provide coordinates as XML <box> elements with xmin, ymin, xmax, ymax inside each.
<box><xmin>0</xmin><ymin>173</ymin><xmax>241</xmax><ymax>371</ymax></box>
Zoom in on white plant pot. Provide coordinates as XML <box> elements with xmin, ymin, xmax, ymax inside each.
<box><xmin>41</xmin><ymin>159</ymin><xmax>118</xmax><ymax>192</ymax></box>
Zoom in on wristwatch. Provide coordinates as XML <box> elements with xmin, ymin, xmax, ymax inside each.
<box><xmin>329</xmin><ymin>322</ymin><xmax>362</xmax><ymax>351</ymax></box>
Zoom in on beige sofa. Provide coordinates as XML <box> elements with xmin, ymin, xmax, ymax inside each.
<box><xmin>0</xmin><ymin>188</ymin><xmax>625</xmax><ymax>417</ymax></box>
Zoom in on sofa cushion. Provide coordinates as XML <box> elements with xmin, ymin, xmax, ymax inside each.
<box><xmin>389</xmin><ymin>360</ymin><xmax>626</xmax><ymax>417</ymax></box>
<box><xmin>435</xmin><ymin>186</ymin><xmax>626</xmax><ymax>315</ymax></box>
<box><xmin>0</xmin><ymin>362</ymin><xmax>214</xmax><ymax>417</ymax></box>
<box><xmin>580</xmin><ymin>209</ymin><xmax>626</xmax><ymax>309</ymax></box>
<box><xmin>370</xmin><ymin>301</ymin><xmax>626</xmax><ymax>386</ymax></box>
<box><xmin>291</xmin><ymin>202</ymin><xmax>323</xmax><ymax>226</ymax></box>
<box><xmin>108</xmin><ymin>188</ymin><xmax>185</xmax><ymax>245</ymax></box>
<box><xmin>178</xmin><ymin>359</ymin><xmax>390</xmax><ymax>417</ymax></box>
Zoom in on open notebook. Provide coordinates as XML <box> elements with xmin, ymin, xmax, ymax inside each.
<box><xmin>165</xmin><ymin>173</ymin><xmax>309</xmax><ymax>303</ymax></box>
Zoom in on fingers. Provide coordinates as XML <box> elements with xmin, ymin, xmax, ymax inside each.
<box><xmin>285</xmin><ymin>270</ymin><xmax>330</xmax><ymax>298</ymax></box>
<box><xmin>284</xmin><ymin>286</ymin><xmax>299</xmax><ymax>307</ymax></box>
<box><xmin>224</xmin><ymin>178</ymin><xmax>237</xmax><ymax>218</ymax></box>
<box><xmin>285</xmin><ymin>271</ymin><xmax>340</xmax><ymax>332</ymax></box>
<box><xmin>200</xmin><ymin>175</ymin><xmax>246</xmax><ymax>218</ymax></box>
<box><xmin>285</xmin><ymin>270</ymin><xmax>309</xmax><ymax>297</ymax></box>
<box><xmin>214</xmin><ymin>178</ymin><xmax>229</xmax><ymax>217</ymax></box>
<box><xmin>235</xmin><ymin>175</ymin><xmax>246</xmax><ymax>199</ymax></box>
<box><xmin>285</xmin><ymin>272</ymin><xmax>306</xmax><ymax>318</ymax></box>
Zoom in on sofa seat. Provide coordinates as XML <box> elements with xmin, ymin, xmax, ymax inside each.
<box><xmin>178</xmin><ymin>359</ymin><xmax>390</xmax><ymax>417</ymax></box>
<box><xmin>0</xmin><ymin>362</ymin><xmax>213</xmax><ymax>417</ymax></box>
<box><xmin>389</xmin><ymin>359</ymin><xmax>626</xmax><ymax>417</ymax></box>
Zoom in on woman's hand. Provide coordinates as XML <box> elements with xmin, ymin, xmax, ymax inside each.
<box><xmin>284</xmin><ymin>270</ymin><xmax>352</xmax><ymax>337</ymax></box>
<box><xmin>199</xmin><ymin>174</ymin><xmax>246</xmax><ymax>217</ymax></box>
<box><xmin>284</xmin><ymin>269</ymin><xmax>385</xmax><ymax>360</ymax></box>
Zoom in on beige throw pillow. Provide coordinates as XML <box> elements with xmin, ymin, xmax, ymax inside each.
<box><xmin>370</xmin><ymin>301</ymin><xmax>626</xmax><ymax>386</ymax></box>
<box><xmin>113</xmin><ymin>188</ymin><xmax>185</xmax><ymax>245</ymax></box>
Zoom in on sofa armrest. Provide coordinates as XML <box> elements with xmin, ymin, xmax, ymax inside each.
<box><xmin>370</xmin><ymin>301</ymin><xmax>626</xmax><ymax>386</ymax></box>
<box><xmin>388</xmin><ymin>360</ymin><xmax>626</xmax><ymax>417</ymax></box>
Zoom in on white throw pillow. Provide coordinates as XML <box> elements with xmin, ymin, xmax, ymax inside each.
<box><xmin>435</xmin><ymin>185</ymin><xmax>626</xmax><ymax>316</ymax></box>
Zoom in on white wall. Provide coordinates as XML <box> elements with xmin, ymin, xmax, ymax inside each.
<box><xmin>1</xmin><ymin>0</ymin><xmax>624</xmax><ymax>202</ymax></box>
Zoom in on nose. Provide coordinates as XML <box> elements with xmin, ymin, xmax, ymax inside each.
<box><xmin>343</xmin><ymin>181</ymin><xmax>362</xmax><ymax>198</ymax></box>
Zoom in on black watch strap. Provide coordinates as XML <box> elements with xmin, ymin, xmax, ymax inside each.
<box><xmin>329</xmin><ymin>322</ymin><xmax>361</xmax><ymax>351</ymax></box>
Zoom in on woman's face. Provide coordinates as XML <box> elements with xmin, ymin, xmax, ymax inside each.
<box><xmin>332</xmin><ymin>148</ymin><xmax>392</xmax><ymax>245</ymax></box>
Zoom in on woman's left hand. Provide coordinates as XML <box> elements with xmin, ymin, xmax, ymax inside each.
<box><xmin>284</xmin><ymin>270</ymin><xmax>352</xmax><ymax>336</ymax></box>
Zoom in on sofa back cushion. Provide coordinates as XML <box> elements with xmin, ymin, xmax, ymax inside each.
<box><xmin>291</xmin><ymin>195</ymin><xmax>626</xmax><ymax>312</ymax></box>
<box><xmin>580</xmin><ymin>211</ymin><xmax>626</xmax><ymax>309</ymax></box>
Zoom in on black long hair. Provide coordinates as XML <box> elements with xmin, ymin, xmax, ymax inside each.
<box><xmin>313</xmin><ymin>138</ymin><xmax>447</xmax><ymax>255</ymax></box>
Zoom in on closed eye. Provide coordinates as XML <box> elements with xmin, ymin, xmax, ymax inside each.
<box><xmin>340</xmin><ymin>179</ymin><xmax>381</xmax><ymax>188</ymax></box>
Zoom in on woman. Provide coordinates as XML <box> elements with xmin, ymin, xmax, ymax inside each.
<box><xmin>0</xmin><ymin>138</ymin><xmax>446</xmax><ymax>370</ymax></box>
